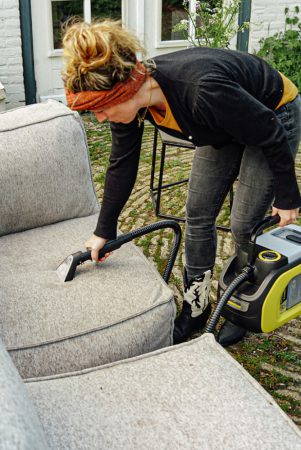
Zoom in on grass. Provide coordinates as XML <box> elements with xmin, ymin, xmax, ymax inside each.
<box><xmin>229</xmin><ymin>334</ymin><xmax>301</xmax><ymax>418</ymax></box>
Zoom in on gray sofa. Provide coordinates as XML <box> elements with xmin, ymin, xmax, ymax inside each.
<box><xmin>1</xmin><ymin>334</ymin><xmax>301</xmax><ymax>449</ymax></box>
<box><xmin>1</xmin><ymin>101</ymin><xmax>300</xmax><ymax>449</ymax></box>
<box><xmin>0</xmin><ymin>101</ymin><xmax>175</xmax><ymax>379</ymax></box>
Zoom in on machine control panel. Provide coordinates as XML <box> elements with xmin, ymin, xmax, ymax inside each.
<box><xmin>256</xmin><ymin>225</ymin><xmax>301</xmax><ymax>263</ymax></box>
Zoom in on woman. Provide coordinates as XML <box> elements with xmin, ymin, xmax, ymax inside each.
<box><xmin>62</xmin><ymin>19</ymin><xmax>301</xmax><ymax>346</ymax></box>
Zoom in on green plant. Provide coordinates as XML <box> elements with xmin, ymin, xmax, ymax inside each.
<box><xmin>172</xmin><ymin>0</ymin><xmax>249</xmax><ymax>48</ymax></box>
<box><xmin>257</xmin><ymin>6</ymin><xmax>301</xmax><ymax>88</ymax></box>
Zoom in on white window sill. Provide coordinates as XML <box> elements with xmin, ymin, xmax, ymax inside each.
<box><xmin>155</xmin><ymin>40</ymin><xmax>188</xmax><ymax>49</ymax></box>
<box><xmin>48</xmin><ymin>49</ymin><xmax>64</xmax><ymax>58</ymax></box>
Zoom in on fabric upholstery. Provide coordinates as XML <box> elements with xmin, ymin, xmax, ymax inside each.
<box><xmin>0</xmin><ymin>339</ymin><xmax>48</xmax><ymax>450</ymax></box>
<box><xmin>0</xmin><ymin>100</ymin><xmax>99</xmax><ymax>236</ymax></box>
<box><xmin>26</xmin><ymin>334</ymin><xmax>301</xmax><ymax>450</ymax></box>
<box><xmin>0</xmin><ymin>214</ymin><xmax>175</xmax><ymax>378</ymax></box>
<box><xmin>0</xmin><ymin>100</ymin><xmax>175</xmax><ymax>378</ymax></box>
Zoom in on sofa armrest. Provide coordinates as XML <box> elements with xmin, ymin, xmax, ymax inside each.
<box><xmin>0</xmin><ymin>100</ymin><xmax>99</xmax><ymax>236</ymax></box>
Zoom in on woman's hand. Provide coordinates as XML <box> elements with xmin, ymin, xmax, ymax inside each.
<box><xmin>84</xmin><ymin>234</ymin><xmax>112</xmax><ymax>264</ymax></box>
<box><xmin>272</xmin><ymin>207</ymin><xmax>299</xmax><ymax>227</ymax></box>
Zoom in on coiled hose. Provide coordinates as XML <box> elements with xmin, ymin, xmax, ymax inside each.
<box><xmin>205</xmin><ymin>265</ymin><xmax>254</xmax><ymax>333</ymax></box>
<box><xmin>116</xmin><ymin>220</ymin><xmax>182</xmax><ymax>283</ymax></box>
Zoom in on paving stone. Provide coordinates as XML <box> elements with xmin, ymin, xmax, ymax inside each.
<box><xmin>276</xmin><ymin>332</ymin><xmax>301</xmax><ymax>347</ymax></box>
<box><xmin>261</xmin><ymin>363</ymin><xmax>301</xmax><ymax>382</ymax></box>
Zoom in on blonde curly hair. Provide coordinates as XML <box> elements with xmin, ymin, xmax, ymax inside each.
<box><xmin>62</xmin><ymin>19</ymin><xmax>148</xmax><ymax>93</ymax></box>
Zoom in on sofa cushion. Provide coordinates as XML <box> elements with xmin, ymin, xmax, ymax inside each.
<box><xmin>0</xmin><ymin>100</ymin><xmax>99</xmax><ymax>236</ymax></box>
<box><xmin>0</xmin><ymin>214</ymin><xmax>175</xmax><ymax>378</ymax></box>
<box><xmin>26</xmin><ymin>334</ymin><xmax>301</xmax><ymax>450</ymax></box>
<box><xmin>0</xmin><ymin>339</ymin><xmax>48</xmax><ymax>450</ymax></box>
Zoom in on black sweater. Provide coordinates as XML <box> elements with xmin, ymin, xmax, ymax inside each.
<box><xmin>94</xmin><ymin>47</ymin><xmax>301</xmax><ymax>239</ymax></box>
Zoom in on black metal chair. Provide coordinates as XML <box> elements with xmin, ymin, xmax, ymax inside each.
<box><xmin>149</xmin><ymin>127</ymin><xmax>233</xmax><ymax>232</ymax></box>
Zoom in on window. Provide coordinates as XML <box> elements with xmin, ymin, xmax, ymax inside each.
<box><xmin>160</xmin><ymin>0</ymin><xmax>218</xmax><ymax>45</ymax></box>
<box><xmin>52</xmin><ymin>0</ymin><xmax>84</xmax><ymax>49</ymax></box>
<box><xmin>91</xmin><ymin>0</ymin><xmax>121</xmax><ymax>20</ymax></box>
<box><xmin>161</xmin><ymin>0</ymin><xmax>188</xmax><ymax>41</ymax></box>
<box><xmin>51</xmin><ymin>0</ymin><xmax>122</xmax><ymax>50</ymax></box>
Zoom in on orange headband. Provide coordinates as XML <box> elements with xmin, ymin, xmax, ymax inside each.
<box><xmin>65</xmin><ymin>61</ymin><xmax>147</xmax><ymax>112</ymax></box>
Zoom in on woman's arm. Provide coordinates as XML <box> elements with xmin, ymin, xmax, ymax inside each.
<box><xmin>94</xmin><ymin>119</ymin><xmax>144</xmax><ymax>240</ymax></box>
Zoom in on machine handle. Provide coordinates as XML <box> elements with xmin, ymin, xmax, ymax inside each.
<box><xmin>249</xmin><ymin>214</ymin><xmax>280</xmax><ymax>244</ymax></box>
<box><xmin>248</xmin><ymin>214</ymin><xmax>280</xmax><ymax>265</ymax></box>
<box><xmin>76</xmin><ymin>236</ymin><xmax>129</xmax><ymax>264</ymax></box>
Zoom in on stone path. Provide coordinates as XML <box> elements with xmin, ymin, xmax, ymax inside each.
<box><xmin>83</xmin><ymin>114</ymin><xmax>301</xmax><ymax>427</ymax></box>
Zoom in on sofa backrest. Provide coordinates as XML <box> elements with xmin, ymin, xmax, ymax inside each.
<box><xmin>0</xmin><ymin>100</ymin><xmax>99</xmax><ymax>237</ymax></box>
<box><xmin>0</xmin><ymin>338</ymin><xmax>49</xmax><ymax>449</ymax></box>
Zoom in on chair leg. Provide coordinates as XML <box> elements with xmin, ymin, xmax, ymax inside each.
<box><xmin>150</xmin><ymin>128</ymin><xmax>158</xmax><ymax>193</ymax></box>
<box><xmin>156</xmin><ymin>143</ymin><xmax>166</xmax><ymax>216</ymax></box>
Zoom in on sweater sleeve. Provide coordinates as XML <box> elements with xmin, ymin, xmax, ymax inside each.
<box><xmin>94</xmin><ymin>119</ymin><xmax>143</xmax><ymax>239</ymax></box>
<box><xmin>194</xmin><ymin>78</ymin><xmax>301</xmax><ymax>210</ymax></box>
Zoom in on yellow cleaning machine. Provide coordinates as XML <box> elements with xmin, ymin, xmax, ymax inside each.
<box><xmin>206</xmin><ymin>214</ymin><xmax>301</xmax><ymax>334</ymax></box>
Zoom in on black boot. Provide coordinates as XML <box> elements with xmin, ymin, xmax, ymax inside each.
<box><xmin>173</xmin><ymin>269</ymin><xmax>212</xmax><ymax>345</ymax></box>
<box><xmin>173</xmin><ymin>302</ymin><xmax>211</xmax><ymax>344</ymax></box>
<box><xmin>217</xmin><ymin>320</ymin><xmax>247</xmax><ymax>347</ymax></box>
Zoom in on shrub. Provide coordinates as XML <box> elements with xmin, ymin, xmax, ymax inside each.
<box><xmin>257</xmin><ymin>6</ymin><xmax>301</xmax><ymax>88</ymax></box>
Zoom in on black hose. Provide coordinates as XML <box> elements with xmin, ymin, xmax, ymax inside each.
<box><xmin>205</xmin><ymin>265</ymin><xmax>254</xmax><ymax>333</ymax></box>
<box><xmin>67</xmin><ymin>220</ymin><xmax>181</xmax><ymax>283</ymax></box>
<box><xmin>117</xmin><ymin>220</ymin><xmax>182</xmax><ymax>283</ymax></box>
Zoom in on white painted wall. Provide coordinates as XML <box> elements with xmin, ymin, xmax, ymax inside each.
<box><xmin>0</xmin><ymin>0</ymin><xmax>25</xmax><ymax>109</ymax></box>
<box><xmin>249</xmin><ymin>0</ymin><xmax>300</xmax><ymax>53</ymax></box>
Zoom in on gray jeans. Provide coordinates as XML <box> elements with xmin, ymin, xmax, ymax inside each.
<box><xmin>185</xmin><ymin>95</ymin><xmax>301</xmax><ymax>280</ymax></box>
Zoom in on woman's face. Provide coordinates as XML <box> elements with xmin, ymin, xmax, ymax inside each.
<box><xmin>94</xmin><ymin>97</ymin><xmax>139</xmax><ymax>124</ymax></box>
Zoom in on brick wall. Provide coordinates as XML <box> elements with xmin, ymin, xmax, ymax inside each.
<box><xmin>249</xmin><ymin>0</ymin><xmax>300</xmax><ymax>53</ymax></box>
<box><xmin>0</xmin><ymin>0</ymin><xmax>25</xmax><ymax>109</ymax></box>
